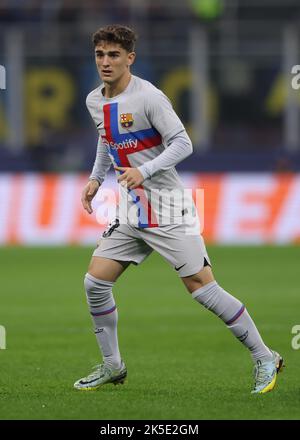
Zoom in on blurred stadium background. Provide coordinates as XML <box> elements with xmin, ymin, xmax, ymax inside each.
<box><xmin>0</xmin><ymin>0</ymin><xmax>300</xmax><ymax>420</ymax></box>
<box><xmin>0</xmin><ymin>0</ymin><xmax>300</xmax><ymax>244</ymax></box>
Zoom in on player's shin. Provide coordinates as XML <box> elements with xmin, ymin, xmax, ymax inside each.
<box><xmin>192</xmin><ymin>281</ymin><xmax>272</xmax><ymax>363</ymax></box>
<box><xmin>84</xmin><ymin>273</ymin><xmax>122</xmax><ymax>369</ymax></box>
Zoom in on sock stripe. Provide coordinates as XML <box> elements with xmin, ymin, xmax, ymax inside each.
<box><xmin>226</xmin><ymin>305</ymin><xmax>245</xmax><ymax>325</ymax></box>
<box><xmin>90</xmin><ymin>305</ymin><xmax>116</xmax><ymax>317</ymax></box>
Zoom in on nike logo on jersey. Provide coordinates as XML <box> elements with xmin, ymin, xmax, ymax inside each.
<box><xmin>97</xmin><ymin>121</ymin><xmax>104</xmax><ymax>128</ymax></box>
<box><xmin>175</xmin><ymin>264</ymin><xmax>186</xmax><ymax>271</ymax></box>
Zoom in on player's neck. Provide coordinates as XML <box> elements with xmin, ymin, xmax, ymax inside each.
<box><xmin>103</xmin><ymin>72</ymin><xmax>132</xmax><ymax>98</ymax></box>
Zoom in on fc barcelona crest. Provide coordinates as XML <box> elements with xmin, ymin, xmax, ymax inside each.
<box><xmin>120</xmin><ymin>113</ymin><xmax>134</xmax><ymax>128</ymax></box>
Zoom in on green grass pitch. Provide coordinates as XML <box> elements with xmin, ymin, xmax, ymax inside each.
<box><xmin>0</xmin><ymin>245</ymin><xmax>299</xmax><ymax>420</ymax></box>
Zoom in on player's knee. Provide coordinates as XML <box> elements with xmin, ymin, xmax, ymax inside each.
<box><xmin>84</xmin><ymin>273</ymin><xmax>114</xmax><ymax>309</ymax></box>
<box><xmin>191</xmin><ymin>281</ymin><xmax>243</xmax><ymax>324</ymax></box>
<box><xmin>183</xmin><ymin>266</ymin><xmax>215</xmax><ymax>293</ymax></box>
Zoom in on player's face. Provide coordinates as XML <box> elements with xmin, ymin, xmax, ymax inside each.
<box><xmin>95</xmin><ymin>42</ymin><xmax>135</xmax><ymax>85</ymax></box>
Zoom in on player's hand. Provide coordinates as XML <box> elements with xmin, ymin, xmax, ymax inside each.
<box><xmin>81</xmin><ymin>179</ymin><xmax>100</xmax><ymax>214</ymax></box>
<box><xmin>115</xmin><ymin>166</ymin><xmax>144</xmax><ymax>190</ymax></box>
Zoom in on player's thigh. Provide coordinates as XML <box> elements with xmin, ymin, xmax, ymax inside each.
<box><xmin>88</xmin><ymin>256</ymin><xmax>130</xmax><ymax>282</ymax></box>
<box><xmin>88</xmin><ymin>222</ymin><xmax>152</xmax><ymax>282</ymax></box>
<box><xmin>140</xmin><ymin>223</ymin><xmax>211</xmax><ymax>280</ymax></box>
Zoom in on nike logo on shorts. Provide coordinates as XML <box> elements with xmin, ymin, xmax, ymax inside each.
<box><xmin>175</xmin><ymin>264</ymin><xmax>186</xmax><ymax>271</ymax></box>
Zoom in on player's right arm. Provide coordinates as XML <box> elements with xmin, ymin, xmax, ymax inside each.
<box><xmin>81</xmin><ymin>136</ymin><xmax>112</xmax><ymax>214</ymax></box>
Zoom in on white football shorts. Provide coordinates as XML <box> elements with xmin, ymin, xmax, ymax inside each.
<box><xmin>93</xmin><ymin>218</ymin><xmax>211</xmax><ymax>278</ymax></box>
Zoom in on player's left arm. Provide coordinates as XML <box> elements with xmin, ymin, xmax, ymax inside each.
<box><xmin>116</xmin><ymin>92</ymin><xmax>192</xmax><ymax>189</ymax></box>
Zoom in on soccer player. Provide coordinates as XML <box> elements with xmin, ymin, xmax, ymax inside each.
<box><xmin>74</xmin><ymin>24</ymin><xmax>284</xmax><ymax>394</ymax></box>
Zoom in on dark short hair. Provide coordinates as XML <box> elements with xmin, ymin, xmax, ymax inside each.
<box><xmin>92</xmin><ymin>24</ymin><xmax>137</xmax><ymax>52</ymax></box>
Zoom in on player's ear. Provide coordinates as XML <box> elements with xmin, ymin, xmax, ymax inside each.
<box><xmin>127</xmin><ymin>52</ymin><xmax>136</xmax><ymax>67</ymax></box>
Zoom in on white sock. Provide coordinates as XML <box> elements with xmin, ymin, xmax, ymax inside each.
<box><xmin>192</xmin><ymin>281</ymin><xmax>273</xmax><ymax>363</ymax></box>
<box><xmin>84</xmin><ymin>273</ymin><xmax>122</xmax><ymax>369</ymax></box>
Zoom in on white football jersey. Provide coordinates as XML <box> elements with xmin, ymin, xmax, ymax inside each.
<box><xmin>86</xmin><ymin>75</ymin><xmax>193</xmax><ymax>227</ymax></box>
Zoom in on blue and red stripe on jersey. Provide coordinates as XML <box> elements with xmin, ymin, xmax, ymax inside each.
<box><xmin>103</xmin><ymin>103</ymin><xmax>162</xmax><ymax>228</ymax></box>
